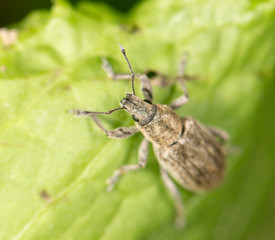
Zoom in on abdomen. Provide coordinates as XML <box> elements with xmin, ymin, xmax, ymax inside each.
<box><xmin>153</xmin><ymin>117</ymin><xmax>226</xmax><ymax>193</ymax></box>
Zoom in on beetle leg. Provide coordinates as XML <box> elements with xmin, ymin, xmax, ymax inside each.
<box><xmin>71</xmin><ymin>110</ymin><xmax>139</xmax><ymax>139</ymax></box>
<box><xmin>168</xmin><ymin>76</ymin><xmax>189</xmax><ymax>110</ymax></box>
<box><xmin>160</xmin><ymin>168</ymin><xmax>185</xmax><ymax>228</ymax></box>
<box><xmin>169</xmin><ymin>53</ymin><xmax>190</xmax><ymax>110</ymax></box>
<box><xmin>139</xmin><ymin>74</ymin><xmax>153</xmax><ymax>101</ymax></box>
<box><xmin>101</xmin><ymin>57</ymin><xmax>132</xmax><ymax>80</ymax></box>
<box><xmin>106</xmin><ymin>138</ymin><xmax>149</xmax><ymax>191</ymax></box>
<box><xmin>207</xmin><ymin>126</ymin><xmax>229</xmax><ymax>143</ymax></box>
<box><xmin>168</xmin><ymin>92</ymin><xmax>189</xmax><ymax>110</ymax></box>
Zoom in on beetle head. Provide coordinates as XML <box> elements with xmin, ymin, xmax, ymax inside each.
<box><xmin>120</xmin><ymin>93</ymin><xmax>157</xmax><ymax>126</ymax></box>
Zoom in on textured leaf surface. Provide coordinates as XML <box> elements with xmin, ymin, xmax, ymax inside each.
<box><xmin>0</xmin><ymin>0</ymin><xmax>275</xmax><ymax>239</ymax></box>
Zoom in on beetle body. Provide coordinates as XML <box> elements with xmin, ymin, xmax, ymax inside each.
<box><xmin>72</xmin><ymin>45</ymin><xmax>228</xmax><ymax>226</ymax></box>
<box><xmin>123</xmin><ymin>93</ymin><xmax>226</xmax><ymax>193</ymax></box>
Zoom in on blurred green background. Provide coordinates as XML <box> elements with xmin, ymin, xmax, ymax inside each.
<box><xmin>0</xmin><ymin>0</ymin><xmax>275</xmax><ymax>240</ymax></box>
<box><xmin>0</xmin><ymin>0</ymin><xmax>139</xmax><ymax>27</ymax></box>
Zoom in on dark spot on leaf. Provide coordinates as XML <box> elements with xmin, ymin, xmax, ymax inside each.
<box><xmin>40</xmin><ymin>190</ymin><xmax>51</xmax><ymax>201</ymax></box>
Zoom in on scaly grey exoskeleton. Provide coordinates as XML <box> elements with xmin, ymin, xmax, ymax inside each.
<box><xmin>71</xmin><ymin>44</ymin><xmax>228</xmax><ymax>227</ymax></box>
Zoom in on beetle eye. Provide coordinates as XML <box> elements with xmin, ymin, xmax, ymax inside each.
<box><xmin>132</xmin><ymin>115</ymin><xmax>139</xmax><ymax>122</ymax></box>
<box><xmin>143</xmin><ymin>99</ymin><xmax>152</xmax><ymax>104</ymax></box>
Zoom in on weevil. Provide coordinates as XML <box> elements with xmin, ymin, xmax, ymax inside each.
<box><xmin>71</xmin><ymin>44</ymin><xmax>228</xmax><ymax>227</ymax></box>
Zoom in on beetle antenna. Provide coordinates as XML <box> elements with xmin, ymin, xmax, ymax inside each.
<box><xmin>70</xmin><ymin>107</ymin><xmax>124</xmax><ymax>116</ymax></box>
<box><xmin>119</xmin><ymin>43</ymin><xmax>136</xmax><ymax>96</ymax></box>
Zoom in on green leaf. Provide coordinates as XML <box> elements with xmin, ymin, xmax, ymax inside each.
<box><xmin>0</xmin><ymin>0</ymin><xmax>275</xmax><ymax>239</ymax></box>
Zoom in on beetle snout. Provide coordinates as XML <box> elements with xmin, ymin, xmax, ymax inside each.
<box><xmin>121</xmin><ymin>93</ymin><xmax>134</xmax><ymax>103</ymax></box>
<box><xmin>120</xmin><ymin>93</ymin><xmax>136</xmax><ymax>107</ymax></box>
<box><xmin>120</xmin><ymin>93</ymin><xmax>137</xmax><ymax>113</ymax></box>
